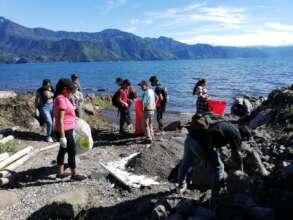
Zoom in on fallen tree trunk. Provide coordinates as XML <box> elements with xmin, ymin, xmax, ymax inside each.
<box><xmin>0</xmin><ymin>153</ymin><xmax>9</xmax><ymax>162</ymax></box>
<box><xmin>0</xmin><ymin>146</ymin><xmax>33</xmax><ymax>170</ymax></box>
<box><xmin>0</xmin><ymin>135</ymin><xmax>14</xmax><ymax>145</ymax></box>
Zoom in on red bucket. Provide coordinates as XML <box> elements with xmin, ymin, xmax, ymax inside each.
<box><xmin>134</xmin><ymin>99</ymin><xmax>144</xmax><ymax>136</ymax></box>
<box><xmin>208</xmin><ymin>99</ymin><xmax>227</xmax><ymax>116</ymax></box>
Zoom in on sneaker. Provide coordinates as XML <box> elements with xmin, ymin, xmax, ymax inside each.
<box><xmin>47</xmin><ymin>136</ymin><xmax>54</xmax><ymax>143</ymax></box>
<box><xmin>71</xmin><ymin>174</ymin><xmax>87</xmax><ymax>181</ymax></box>
<box><xmin>56</xmin><ymin>173</ymin><xmax>70</xmax><ymax>179</ymax></box>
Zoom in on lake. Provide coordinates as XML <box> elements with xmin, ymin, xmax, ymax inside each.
<box><xmin>0</xmin><ymin>58</ymin><xmax>292</xmax><ymax>113</ymax></box>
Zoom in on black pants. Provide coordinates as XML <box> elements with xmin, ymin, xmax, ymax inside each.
<box><xmin>157</xmin><ymin>105</ymin><xmax>166</xmax><ymax>130</ymax></box>
<box><xmin>56</xmin><ymin>129</ymin><xmax>76</xmax><ymax>169</ymax></box>
<box><xmin>119</xmin><ymin>106</ymin><xmax>131</xmax><ymax>132</ymax></box>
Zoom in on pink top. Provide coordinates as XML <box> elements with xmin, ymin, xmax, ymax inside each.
<box><xmin>54</xmin><ymin>95</ymin><xmax>76</xmax><ymax>132</ymax></box>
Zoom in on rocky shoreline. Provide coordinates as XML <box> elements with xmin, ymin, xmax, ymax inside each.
<box><xmin>0</xmin><ymin>85</ymin><xmax>292</xmax><ymax>220</ymax></box>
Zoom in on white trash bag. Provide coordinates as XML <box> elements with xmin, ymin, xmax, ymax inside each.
<box><xmin>74</xmin><ymin>118</ymin><xmax>93</xmax><ymax>154</ymax></box>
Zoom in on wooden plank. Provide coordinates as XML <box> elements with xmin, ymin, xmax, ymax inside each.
<box><xmin>0</xmin><ymin>154</ymin><xmax>31</xmax><ymax>177</ymax></box>
<box><xmin>0</xmin><ymin>146</ymin><xmax>33</xmax><ymax>170</ymax></box>
<box><xmin>0</xmin><ymin>135</ymin><xmax>14</xmax><ymax>145</ymax></box>
<box><xmin>0</xmin><ymin>143</ymin><xmax>59</xmax><ymax>178</ymax></box>
<box><xmin>100</xmin><ymin>153</ymin><xmax>159</xmax><ymax>188</ymax></box>
<box><xmin>0</xmin><ymin>153</ymin><xmax>9</xmax><ymax>162</ymax></box>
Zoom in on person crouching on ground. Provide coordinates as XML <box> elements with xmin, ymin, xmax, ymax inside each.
<box><xmin>35</xmin><ymin>79</ymin><xmax>54</xmax><ymax>143</ymax></box>
<box><xmin>54</xmin><ymin>78</ymin><xmax>86</xmax><ymax>181</ymax></box>
<box><xmin>149</xmin><ymin>76</ymin><xmax>167</xmax><ymax>132</ymax></box>
<box><xmin>119</xmin><ymin>80</ymin><xmax>133</xmax><ymax>134</ymax></box>
<box><xmin>138</xmin><ymin>80</ymin><xmax>156</xmax><ymax>144</ymax></box>
<box><xmin>193</xmin><ymin>79</ymin><xmax>208</xmax><ymax>113</ymax></box>
<box><xmin>177</xmin><ymin>114</ymin><xmax>248</xmax><ymax>206</ymax></box>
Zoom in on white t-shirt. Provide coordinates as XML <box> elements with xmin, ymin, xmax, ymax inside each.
<box><xmin>142</xmin><ymin>88</ymin><xmax>156</xmax><ymax>111</ymax></box>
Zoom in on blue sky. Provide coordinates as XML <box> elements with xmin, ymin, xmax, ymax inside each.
<box><xmin>1</xmin><ymin>0</ymin><xmax>293</xmax><ymax>46</ymax></box>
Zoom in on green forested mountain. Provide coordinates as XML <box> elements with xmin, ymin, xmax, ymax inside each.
<box><xmin>0</xmin><ymin>16</ymin><xmax>291</xmax><ymax>64</ymax></box>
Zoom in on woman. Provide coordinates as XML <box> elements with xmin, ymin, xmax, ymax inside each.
<box><xmin>193</xmin><ymin>79</ymin><xmax>209</xmax><ymax>113</ymax></box>
<box><xmin>54</xmin><ymin>78</ymin><xmax>86</xmax><ymax>181</ymax></box>
<box><xmin>35</xmin><ymin>79</ymin><xmax>54</xmax><ymax>142</ymax></box>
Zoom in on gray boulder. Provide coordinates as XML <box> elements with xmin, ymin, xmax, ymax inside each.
<box><xmin>47</xmin><ymin>189</ymin><xmax>88</xmax><ymax>219</ymax></box>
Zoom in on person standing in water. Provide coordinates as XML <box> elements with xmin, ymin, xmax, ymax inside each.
<box><xmin>193</xmin><ymin>79</ymin><xmax>209</xmax><ymax>113</ymax></box>
<box><xmin>54</xmin><ymin>78</ymin><xmax>86</xmax><ymax>181</ymax></box>
<box><xmin>35</xmin><ymin>79</ymin><xmax>54</xmax><ymax>142</ymax></box>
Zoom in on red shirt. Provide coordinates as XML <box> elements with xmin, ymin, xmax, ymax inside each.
<box><xmin>119</xmin><ymin>88</ymin><xmax>128</xmax><ymax>108</ymax></box>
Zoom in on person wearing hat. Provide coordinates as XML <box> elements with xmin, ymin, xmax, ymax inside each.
<box><xmin>138</xmin><ymin>80</ymin><xmax>156</xmax><ymax>143</ymax></box>
<box><xmin>71</xmin><ymin>73</ymin><xmax>82</xmax><ymax>92</ymax></box>
<box><xmin>149</xmin><ymin>75</ymin><xmax>168</xmax><ymax>131</ymax></box>
<box><xmin>54</xmin><ymin>78</ymin><xmax>86</xmax><ymax>181</ymax></box>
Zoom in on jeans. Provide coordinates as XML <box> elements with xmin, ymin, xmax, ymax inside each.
<box><xmin>178</xmin><ymin>135</ymin><xmax>225</xmax><ymax>198</ymax></box>
<box><xmin>119</xmin><ymin>106</ymin><xmax>131</xmax><ymax>132</ymax></box>
<box><xmin>39</xmin><ymin>103</ymin><xmax>53</xmax><ymax>137</ymax></box>
<box><xmin>156</xmin><ymin>105</ymin><xmax>165</xmax><ymax>130</ymax></box>
<box><xmin>144</xmin><ymin>111</ymin><xmax>154</xmax><ymax>140</ymax></box>
<box><xmin>56</xmin><ymin>129</ymin><xmax>76</xmax><ymax>169</ymax></box>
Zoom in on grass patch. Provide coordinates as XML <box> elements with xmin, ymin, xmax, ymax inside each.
<box><xmin>93</xmin><ymin>95</ymin><xmax>115</xmax><ymax>110</ymax></box>
<box><xmin>0</xmin><ymin>142</ymin><xmax>18</xmax><ymax>153</ymax></box>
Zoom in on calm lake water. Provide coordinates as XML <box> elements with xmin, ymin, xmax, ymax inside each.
<box><xmin>0</xmin><ymin>58</ymin><xmax>292</xmax><ymax>113</ymax></box>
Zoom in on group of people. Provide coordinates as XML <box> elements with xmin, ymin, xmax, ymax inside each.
<box><xmin>114</xmin><ymin>76</ymin><xmax>168</xmax><ymax>143</ymax></box>
<box><xmin>35</xmin><ymin>74</ymin><xmax>86</xmax><ymax>181</ymax></box>
<box><xmin>33</xmin><ymin>73</ymin><xmax>257</xmax><ymax>206</ymax></box>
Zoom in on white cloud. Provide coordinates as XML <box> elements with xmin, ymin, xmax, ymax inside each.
<box><xmin>145</xmin><ymin>3</ymin><xmax>247</xmax><ymax>29</ymax></box>
<box><xmin>129</xmin><ymin>18</ymin><xmax>140</xmax><ymax>25</ymax></box>
<box><xmin>265</xmin><ymin>22</ymin><xmax>293</xmax><ymax>31</ymax></box>
<box><xmin>105</xmin><ymin>0</ymin><xmax>128</xmax><ymax>11</ymax></box>
<box><xmin>180</xmin><ymin>30</ymin><xmax>293</xmax><ymax>46</ymax></box>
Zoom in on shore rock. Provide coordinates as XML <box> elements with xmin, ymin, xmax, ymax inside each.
<box><xmin>47</xmin><ymin>189</ymin><xmax>88</xmax><ymax>219</ymax></box>
<box><xmin>0</xmin><ymin>91</ymin><xmax>17</xmax><ymax>99</ymax></box>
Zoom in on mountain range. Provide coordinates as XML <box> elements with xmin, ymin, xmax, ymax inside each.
<box><xmin>0</xmin><ymin>16</ymin><xmax>292</xmax><ymax>64</ymax></box>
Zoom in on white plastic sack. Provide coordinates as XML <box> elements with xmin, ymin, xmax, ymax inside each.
<box><xmin>74</xmin><ymin>118</ymin><xmax>93</xmax><ymax>154</ymax></box>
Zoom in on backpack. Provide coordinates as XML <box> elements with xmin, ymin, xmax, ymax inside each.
<box><xmin>112</xmin><ymin>90</ymin><xmax>120</xmax><ymax>108</ymax></box>
<box><xmin>191</xmin><ymin>113</ymin><xmax>225</xmax><ymax>131</ymax></box>
<box><xmin>157</xmin><ymin>86</ymin><xmax>169</xmax><ymax>104</ymax></box>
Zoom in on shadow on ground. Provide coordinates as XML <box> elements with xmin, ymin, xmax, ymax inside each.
<box><xmin>27</xmin><ymin>190</ymin><xmax>173</xmax><ymax>220</ymax></box>
<box><xmin>92</xmin><ymin>129</ymin><xmax>146</xmax><ymax>147</ymax></box>
<box><xmin>2</xmin><ymin>164</ymin><xmax>70</xmax><ymax>189</ymax></box>
<box><xmin>13</xmin><ymin>130</ymin><xmax>45</xmax><ymax>141</ymax></box>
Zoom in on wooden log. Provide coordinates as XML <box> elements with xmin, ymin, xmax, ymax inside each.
<box><xmin>0</xmin><ymin>177</ymin><xmax>10</xmax><ymax>186</ymax></box>
<box><xmin>0</xmin><ymin>146</ymin><xmax>33</xmax><ymax>170</ymax></box>
<box><xmin>0</xmin><ymin>143</ymin><xmax>59</xmax><ymax>178</ymax></box>
<box><xmin>0</xmin><ymin>153</ymin><xmax>9</xmax><ymax>162</ymax></box>
<box><xmin>0</xmin><ymin>135</ymin><xmax>14</xmax><ymax>145</ymax></box>
<box><xmin>0</xmin><ymin>154</ymin><xmax>31</xmax><ymax>177</ymax></box>
<box><xmin>38</xmin><ymin>143</ymin><xmax>59</xmax><ymax>153</ymax></box>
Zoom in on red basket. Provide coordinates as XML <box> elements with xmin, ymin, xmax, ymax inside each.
<box><xmin>208</xmin><ymin>99</ymin><xmax>227</xmax><ymax>116</ymax></box>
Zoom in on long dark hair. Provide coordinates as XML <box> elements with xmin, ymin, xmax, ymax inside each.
<box><xmin>39</xmin><ymin>79</ymin><xmax>54</xmax><ymax>93</ymax></box>
<box><xmin>193</xmin><ymin>79</ymin><xmax>206</xmax><ymax>95</ymax></box>
<box><xmin>55</xmin><ymin>78</ymin><xmax>74</xmax><ymax>97</ymax></box>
